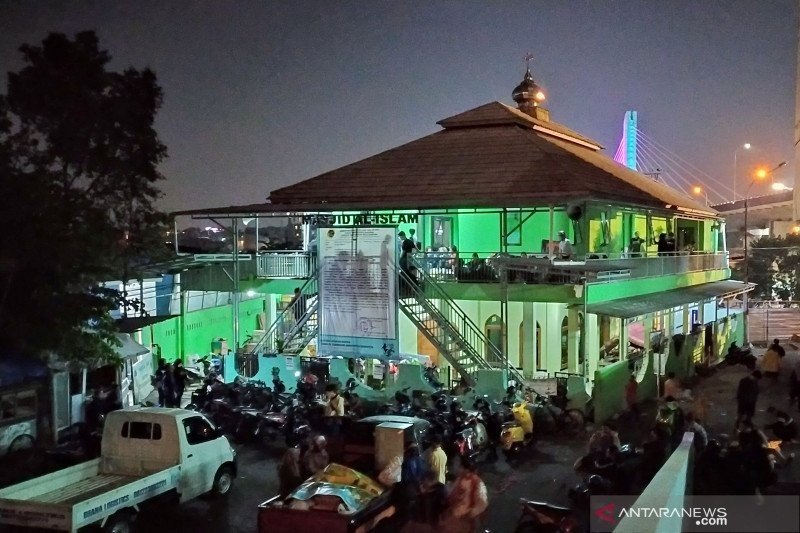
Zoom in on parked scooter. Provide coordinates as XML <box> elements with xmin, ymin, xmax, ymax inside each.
<box><xmin>185</xmin><ymin>355</ymin><xmax>221</xmax><ymax>382</ymax></box>
<box><xmin>501</xmin><ymin>400</ymin><xmax>535</xmax><ymax>458</ymax></box>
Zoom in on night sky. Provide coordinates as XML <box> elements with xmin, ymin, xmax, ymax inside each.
<box><xmin>1</xmin><ymin>1</ymin><xmax>796</xmax><ymax>212</ymax></box>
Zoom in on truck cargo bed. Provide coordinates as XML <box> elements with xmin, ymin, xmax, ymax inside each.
<box><xmin>30</xmin><ymin>473</ymin><xmax>142</xmax><ymax>505</ymax></box>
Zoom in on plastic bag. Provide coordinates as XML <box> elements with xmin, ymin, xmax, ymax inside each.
<box><xmin>378</xmin><ymin>455</ymin><xmax>402</xmax><ymax>487</ymax></box>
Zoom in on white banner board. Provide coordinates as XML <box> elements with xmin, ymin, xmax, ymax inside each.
<box><xmin>318</xmin><ymin>226</ymin><xmax>398</xmax><ymax>358</ymax></box>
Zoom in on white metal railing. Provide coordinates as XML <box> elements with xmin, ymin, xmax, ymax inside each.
<box><xmin>254</xmin><ymin>250</ymin><xmax>728</xmax><ymax>282</ymax></box>
<box><xmin>587</xmin><ymin>252</ymin><xmax>728</xmax><ymax>282</ymax></box>
<box><xmin>256</xmin><ymin>251</ymin><xmax>314</xmax><ymax>278</ymax></box>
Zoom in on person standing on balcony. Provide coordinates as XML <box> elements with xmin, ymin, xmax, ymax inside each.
<box><xmin>657</xmin><ymin>233</ymin><xmax>668</xmax><ymax>256</ymax></box>
<box><xmin>666</xmin><ymin>232</ymin><xmax>677</xmax><ymax>255</ymax></box>
<box><xmin>557</xmin><ymin>230</ymin><xmax>573</xmax><ymax>260</ymax></box>
<box><xmin>629</xmin><ymin>231</ymin><xmax>644</xmax><ymax>258</ymax></box>
<box><xmin>408</xmin><ymin>227</ymin><xmax>421</xmax><ymax>250</ymax></box>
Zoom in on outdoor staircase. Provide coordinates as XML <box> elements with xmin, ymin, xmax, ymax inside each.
<box><xmin>245</xmin><ymin>271</ymin><xmax>319</xmax><ymax>356</ymax></box>
<box><xmin>244</xmin><ymin>262</ymin><xmax>525</xmax><ymax>387</ymax></box>
<box><xmin>397</xmin><ymin>264</ymin><xmax>526</xmax><ymax>387</ymax></box>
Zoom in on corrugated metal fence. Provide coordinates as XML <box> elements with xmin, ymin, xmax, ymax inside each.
<box><xmin>747</xmin><ymin>301</ymin><xmax>800</xmax><ymax>342</ymax></box>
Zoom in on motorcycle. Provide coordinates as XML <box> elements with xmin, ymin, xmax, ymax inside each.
<box><xmin>449</xmin><ymin>402</ymin><xmax>490</xmax><ymax>460</ymax></box>
<box><xmin>501</xmin><ymin>400</ymin><xmax>535</xmax><ymax>458</ymax></box>
<box><xmin>185</xmin><ymin>355</ymin><xmax>222</xmax><ymax>382</ymax></box>
<box><xmin>515</xmin><ymin>475</ymin><xmax>614</xmax><ymax>533</ymax></box>
<box><xmin>381</xmin><ymin>386</ymin><xmax>414</xmax><ymax>416</ymax></box>
<box><xmin>46</xmin><ymin>422</ymin><xmax>101</xmax><ymax>466</ymax></box>
<box><xmin>724</xmin><ymin>343</ymin><xmax>755</xmax><ymax>367</ymax></box>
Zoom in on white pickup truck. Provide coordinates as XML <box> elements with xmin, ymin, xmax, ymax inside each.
<box><xmin>0</xmin><ymin>407</ymin><xmax>237</xmax><ymax>532</ymax></box>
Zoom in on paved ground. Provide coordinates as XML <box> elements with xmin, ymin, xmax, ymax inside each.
<box><xmin>2</xmin><ymin>353</ymin><xmax>798</xmax><ymax>532</ymax></box>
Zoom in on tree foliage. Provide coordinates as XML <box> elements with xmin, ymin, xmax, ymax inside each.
<box><xmin>0</xmin><ymin>31</ymin><xmax>170</xmax><ymax>364</ymax></box>
<box><xmin>732</xmin><ymin>234</ymin><xmax>800</xmax><ymax>301</ymax></box>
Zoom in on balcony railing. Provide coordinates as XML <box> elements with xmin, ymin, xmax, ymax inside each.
<box><xmin>254</xmin><ymin>250</ymin><xmax>728</xmax><ymax>284</ymax></box>
<box><xmin>256</xmin><ymin>251</ymin><xmax>314</xmax><ymax>278</ymax></box>
<box><xmin>584</xmin><ymin>251</ymin><xmax>729</xmax><ymax>281</ymax></box>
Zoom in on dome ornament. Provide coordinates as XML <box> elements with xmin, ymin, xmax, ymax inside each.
<box><xmin>512</xmin><ymin>53</ymin><xmax>547</xmax><ymax>118</ymax></box>
<box><xmin>524</xmin><ymin>52</ymin><xmax>535</xmax><ymax>76</ymax></box>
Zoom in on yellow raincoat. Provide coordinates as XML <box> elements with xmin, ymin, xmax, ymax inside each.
<box><xmin>760</xmin><ymin>348</ymin><xmax>781</xmax><ymax>374</ymax></box>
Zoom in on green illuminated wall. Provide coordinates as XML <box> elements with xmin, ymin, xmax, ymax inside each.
<box><xmin>137</xmin><ymin>298</ymin><xmax>266</xmax><ymax>363</ymax></box>
<box><xmin>420</xmin><ymin>209</ymin><xmax>570</xmax><ymax>256</ymax></box>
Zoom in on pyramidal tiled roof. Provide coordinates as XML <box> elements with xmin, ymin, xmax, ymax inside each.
<box><xmin>437</xmin><ymin>102</ymin><xmax>603</xmax><ymax>149</ymax></box>
<box><xmin>268</xmin><ymin>102</ymin><xmax>713</xmax><ymax>215</ymax></box>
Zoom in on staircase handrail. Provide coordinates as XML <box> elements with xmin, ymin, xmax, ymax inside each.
<box><xmin>283</xmin><ymin>298</ymin><xmax>319</xmax><ymax>345</ymax></box>
<box><xmin>401</xmin><ymin>259</ymin><xmax>525</xmax><ymax>384</ymax></box>
<box><xmin>408</xmin><ymin>259</ymin><xmax>505</xmax><ymax>363</ymax></box>
<box><xmin>245</xmin><ymin>267</ymin><xmax>319</xmax><ymax>355</ymax></box>
<box><xmin>398</xmin><ymin>266</ymin><xmax>493</xmax><ymax>367</ymax></box>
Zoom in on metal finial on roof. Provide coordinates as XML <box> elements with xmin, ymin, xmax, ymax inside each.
<box><xmin>524</xmin><ymin>53</ymin><xmax>534</xmax><ymax>77</ymax></box>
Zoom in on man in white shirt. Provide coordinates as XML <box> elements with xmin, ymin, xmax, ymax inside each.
<box><xmin>558</xmin><ymin>230</ymin><xmax>573</xmax><ymax>260</ymax></box>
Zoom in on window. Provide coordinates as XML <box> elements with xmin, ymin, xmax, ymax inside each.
<box><xmin>183</xmin><ymin>416</ymin><xmax>216</xmax><ymax>445</ymax></box>
<box><xmin>121</xmin><ymin>421</ymin><xmax>162</xmax><ymax>440</ymax></box>
<box><xmin>484</xmin><ymin>315</ymin><xmax>503</xmax><ymax>361</ymax></box>
<box><xmin>0</xmin><ymin>389</ymin><xmax>38</xmax><ymax>422</ymax></box>
<box><xmin>0</xmin><ymin>394</ymin><xmax>14</xmax><ymax>420</ymax></box>
<box><xmin>15</xmin><ymin>391</ymin><xmax>36</xmax><ymax>418</ymax></box>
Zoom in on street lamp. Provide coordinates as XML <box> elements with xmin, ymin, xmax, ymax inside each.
<box><xmin>744</xmin><ymin>162</ymin><xmax>788</xmax><ymax>284</ymax></box>
<box><xmin>733</xmin><ymin>143</ymin><xmax>752</xmax><ymax>202</ymax></box>
<box><xmin>692</xmin><ymin>185</ymin><xmax>709</xmax><ymax>206</ymax></box>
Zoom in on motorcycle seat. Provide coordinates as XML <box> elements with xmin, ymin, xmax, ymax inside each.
<box><xmin>520</xmin><ymin>499</ymin><xmax>572</xmax><ymax>514</ymax></box>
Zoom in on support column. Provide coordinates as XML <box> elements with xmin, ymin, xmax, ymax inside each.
<box><xmin>522</xmin><ymin>302</ymin><xmax>535</xmax><ymax>377</ymax></box>
<box><xmin>643</xmin><ymin>314</ymin><xmax>654</xmax><ymax>355</ymax></box>
<box><xmin>548</xmin><ymin>205</ymin><xmax>555</xmax><ymax>260</ymax></box>
<box><xmin>619</xmin><ymin>318</ymin><xmax>629</xmax><ymax>361</ymax></box>
<box><xmin>567</xmin><ymin>307</ymin><xmax>580</xmax><ymax>372</ymax></box>
<box><xmin>682</xmin><ymin>305</ymin><xmax>690</xmax><ymax>334</ymax></box>
<box><xmin>232</xmin><ymin>218</ymin><xmax>240</xmax><ymax>356</ymax></box>
<box><xmin>586</xmin><ymin>314</ymin><xmax>600</xmax><ymax>379</ymax></box>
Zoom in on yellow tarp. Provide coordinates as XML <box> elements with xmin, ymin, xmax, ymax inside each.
<box><xmin>311</xmin><ymin>463</ymin><xmax>385</xmax><ymax>497</ymax></box>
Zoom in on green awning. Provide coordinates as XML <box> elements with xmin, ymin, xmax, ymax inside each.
<box><xmin>584</xmin><ymin>280</ymin><xmax>754</xmax><ymax>319</ymax></box>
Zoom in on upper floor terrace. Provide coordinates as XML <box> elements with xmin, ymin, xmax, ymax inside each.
<box><xmin>254</xmin><ymin>248</ymin><xmax>729</xmax><ymax>284</ymax></box>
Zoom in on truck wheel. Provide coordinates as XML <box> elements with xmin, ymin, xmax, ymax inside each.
<box><xmin>210</xmin><ymin>465</ymin><xmax>234</xmax><ymax>498</ymax></box>
<box><xmin>103</xmin><ymin>511</ymin><xmax>135</xmax><ymax>533</ymax></box>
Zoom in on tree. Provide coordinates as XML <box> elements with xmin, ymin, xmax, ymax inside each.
<box><xmin>0</xmin><ymin>31</ymin><xmax>170</xmax><ymax>364</ymax></box>
<box><xmin>732</xmin><ymin>234</ymin><xmax>800</xmax><ymax>301</ymax></box>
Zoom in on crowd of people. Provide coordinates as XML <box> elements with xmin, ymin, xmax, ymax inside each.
<box><xmin>153</xmin><ymin>357</ymin><xmax>189</xmax><ymax>408</ymax></box>
<box><xmin>579</xmin><ymin>341</ymin><xmax>798</xmax><ymax>499</ymax></box>
<box><xmin>375</xmin><ymin>438</ymin><xmax>488</xmax><ymax>533</ymax></box>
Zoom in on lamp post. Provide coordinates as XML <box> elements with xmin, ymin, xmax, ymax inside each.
<box><xmin>692</xmin><ymin>185</ymin><xmax>708</xmax><ymax>206</ymax></box>
<box><xmin>733</xmin><ymin>143</ymin><xmax>752</xmax><ymax>202</ymax></box>
<box><xmin>744</xmin><ymin>162</ymin><xmax>788</xmax><ymax>285</ymax></box>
